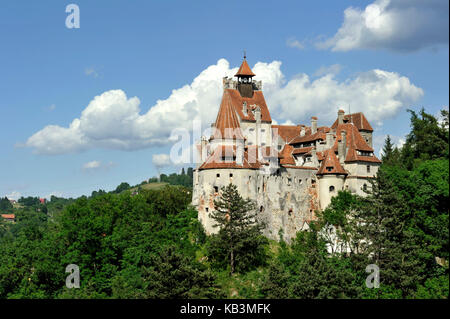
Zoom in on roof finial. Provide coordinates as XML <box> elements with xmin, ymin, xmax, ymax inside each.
<box><xmin>243</xmin><ymin>50</ymin><xmax>246</xmax><ymax>60</ymax></box>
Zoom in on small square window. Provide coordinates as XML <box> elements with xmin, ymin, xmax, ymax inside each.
<box><xmin>214</xmin><ymin>186</ymin><xmax>219</xmax><ymax>193</ymax></box>
<box><xmin>205</xmin><ymin>207</ymin><xmax>209</xmax><ymax>212</ymax></box>
<box><xmin>229</xmin><ymin>173</ymin><xmax>233</xmax><ymax>177</ymax></box>
<box><xmin>216</xmin><ymin>173</ymin><xmax>220</xmax><ymax>177</ymax></box>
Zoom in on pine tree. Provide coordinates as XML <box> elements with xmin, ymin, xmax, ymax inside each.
<box><xmin>381</xmin><ymin>135</ymin><xmax>394</xmax><ymax>162</ymax></box>
<box><xmin>208</xmin><ymin>183</ymin><xmax>266</xmax><ymax>275</ymax></box>
<box><xmin>357</xmin><ymin>167</ymin><xmax>426</xmax><ymax>297</ymax></box>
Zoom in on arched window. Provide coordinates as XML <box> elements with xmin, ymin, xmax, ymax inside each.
<box><xmin>329</xmin><ymin>185</ymin><xmax>335</xmax><ymax>192</ymax></box>
<box><xmin>363</xmin><ymin>184</ymin><xmax>367</xmax><ymax>191</ymax></box>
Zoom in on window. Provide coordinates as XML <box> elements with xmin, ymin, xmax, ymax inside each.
<box><xmin>261</xmin><ymin>142</ymin><xmax>266</xmax><ymax>146</ymax></box>
<box><xmin>329</xmin><ymin>185</ymin><xmax>335</xmax><ymax>192</ymax></box>
<box><xmin>367</xmin><ymin>165</ymin><xmax>370</xmax><ymax>173</ymax></box>
<box><xmin>205</xmin><ymin>207</ymin><xmax>209</xmax><ymax>212</ymax></box>
<box><xmin>326</xmin><ymin>166</ymin><xmax>333</xmax><ymax>172</ymax></box>
<box><xmin>261</xmin><ymin>129</ymin><xmax>265</xmax><ymax>133</ymax></box>
<box><xmin>260</xmin><ymin>206</ymin><xmax>264</xmax><ymax>212</ymax></box>
<box><xmin>214</xmin><ymin>186</ymin><xmax>219</xmax><ymax>193</ymax></box>
<box><xmin>216</xmin><ymin>173</ymin><xmax>220</xmax><ymax>178</ymax></box>
<box><xmin>229</xmin><ymin>173</ymin><xmax>233</xmax><ymax>178</ymax></box>
<box><xmin>278</xmin><ymin>145</ymin><xmax>282</xmax><ymax>150</ymax></box>
<box><xmin>363</xmin><ymin>184</ymin><xmax>367</xmax><ymax>191</ymax></box>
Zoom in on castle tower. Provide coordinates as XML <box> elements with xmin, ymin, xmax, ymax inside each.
<box><xmin>235</xmin><ymin>54</ymin><xmax>256</xmax><ymax>98</ymax></box>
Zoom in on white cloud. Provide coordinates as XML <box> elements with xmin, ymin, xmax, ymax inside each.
<box><xmin>83</xmin><ymin>160</ymin><xmax>101</xmax><ymax>169</ymax></box>
<box><xmin>85</xmin><ymin>67</ymin><xmax>100</xmax><ymax>78</ymax></box>
<box><xmin>286</xmin><ymin>37</ymin><xmax>305</xmax><ymax>50</ymax></box>
<box><xmin>313</xmin><ymin>64</ymin><xmax>342</xmax><ymax>77</ymax></box>
<box><xmin>152</xmin><ymin>154</ymin><xmax>171</xmax><ymax>168</ymax></box>
<box><xmin>82</xmin><ymin>160</ymin><xmax>115</xmax><ymax>172</ymax></box>
<box><xmin>25</xmin><ymin>59</ymin><xmax>423</xmax><ymax>155</ymax></box>
<box><xmin>266</xmin><ymin>68</ymin><xmax>423</xmax><ymax>126</ymax></box>
<box><xmin>5</xmin><ymin>191</ymin><xmax>21</xmax><ymax>200</ymax></box>
<box><xmin>317</xmin><ymin>0</ymin><xmax>449</xmax><ymax>52</ymax></box>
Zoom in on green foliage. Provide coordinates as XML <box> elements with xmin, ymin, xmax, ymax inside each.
<box><xmin>401</xmin><ymin>108</ymin><xmax>449</xmax><ymax>168</ymax></box>
<box><xmin>207</xmin><ymin>183</ymin><xmax>268</xmax><ymax>275</ymax></box>
<box><xmin>114</xmin><ymin>182</ymin><xmax>131</xmax><ymax>193</ymax></box>
<box><xmin>0</xmin><ymin>107</ymin><xmax>447</xmax><ymax>299</ymax></box>
<box><xmin>0</xmin><ymin>197</ymin><xmax>13</xmax><ymax>212</ymax></box>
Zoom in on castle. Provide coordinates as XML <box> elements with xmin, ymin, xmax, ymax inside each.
<box><xmin>192</xmin><ymin>57</ymin><xmax>381</xmax><ymax>242</ymax></box>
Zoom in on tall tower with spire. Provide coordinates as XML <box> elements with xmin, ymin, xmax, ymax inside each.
<box><xmin>235</xmin><ymin>54</ymin><xmax>256</xmax><ymax>98</ymax></box>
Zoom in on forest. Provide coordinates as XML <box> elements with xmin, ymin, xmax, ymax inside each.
<box><xmin>0</xmin><ymin>108</ymin><xmax>448</xmax><ymax>299</ymax></box>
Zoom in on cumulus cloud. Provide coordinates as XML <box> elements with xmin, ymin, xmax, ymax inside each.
<box><xmin>152</xmin><ymin>154</ymin><xmax>171</xmax><ymax>169</ymax></box>
<box><xmin>286</xmin><ymin>37</ymin><xmax>305</xmax><ymax>50</ymax></box>
<box><xmin>313</xmin><ymin>64</ymin><xmax>342</xmax><ymax>77</ymax></box>
<box><xmin>5</xmin><ymin>191</ymin><xmax>21</xmax><ymax>200</ymax></box>
<box><xmin>25</xmin><ymin>59</ymin><xmax>423</xmax><ymax>155</ymax></box>
<box><xmin>82</xmin><ymin>160</ymin><xmax>114</xmax><ymax>172</ymax></box>
<box><xmin>317</xmin><ymin>0</ymin><xmax>449</xmax><ymax>52</ymax></box>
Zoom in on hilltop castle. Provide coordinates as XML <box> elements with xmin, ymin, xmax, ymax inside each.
<box><xmin>192</xmin><ymin>57</ymin><xmax>381</xmax><ymax>242</ymax></box>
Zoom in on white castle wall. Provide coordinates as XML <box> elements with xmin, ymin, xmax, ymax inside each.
<box><xmin>195</xmin><ymin>166</ymin><xmax>319</xmax><ymax>242</ymax></box>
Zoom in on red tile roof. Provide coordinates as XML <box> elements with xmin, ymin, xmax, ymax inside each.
<box><xmin>331</xmin><ymin>112</ymin><xmax>373</xmax><ymax>132</ymax></box>
<box><xmin>226</xmin><ymin>89</ymin><xmax>272</xmax><ymax>123</ymax></box>
<box><xmin>279</xmin><ymin>144</ymin><xmax>296</xmax><ymax>165</ymax></box>
<box><xmin>290</xmin><ymin>127</ymin><xmax>330</xmax><ymax>144</ymax></box>
<box><xmin>211</xmin><ymin>91</ymin><xmax>245</xmax><ymax>140</ymax></box>
<box><xmin>332</xmin><ymin>123</ymin><xmax>381</xmax><ymax>163</ymax></box>
<box><xmin>1</xmin><ymin>214</ymin><xmax>15</xmax><ymax>220</ymax></box>
<box><xmin>235</xmin><ymin>59</ymin><xmax>255</xmax><ymax>77</ymax></box>
<box><xmin>272</xmin><ymin>125</ymin><xmax>303</xmax><ymax>143</ymax></box>
<box><xmin>317</xmin><ymin>150</ymin><xmax>347</xmax><ymax>175</ymax></box>
<box><xmin>292</xmin><ymin>146</ymin><xmax>314</xmax><ymax>155</ymax></box>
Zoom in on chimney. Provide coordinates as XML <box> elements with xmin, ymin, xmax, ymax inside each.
<box><xmin>338</xmin><ymin>109</ymin><xmax>345</xmax><ymax>124</ymax></box>
<box><xmin>342</xmin><ymin>131</ymin><xmax>347</xmax><ymax>156</ymax></box>
<box><xmin>338</xmin><ymin>131</ymin><xmax>347</xmax><ymax>164</ymax></box>
<box><xmin>311</xmin><ymin>117</ymin><xmax>317</xmax><ymax>134</ymax></box>
<box><xmin>338</xmin><ymin>140</ymin><xmax>344</xmax><ymax>164</ymax></box>
<box><xmin>326</xmin><ymin>132</ymin><xmax>334</xmax><ymax>146</ymax></box>
<box><xmin>311</xmin><ymin>147</ymin><xmax>319</xmax><ymax>167</ymax></box>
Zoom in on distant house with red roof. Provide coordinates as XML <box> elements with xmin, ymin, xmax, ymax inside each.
<box><xmin>1</xmin><ymin>214</ymin><xmax>15</xmax><ymax>223</ymax></box>
<box><xmin>192</xmin><ymin>56</ymin><xmax>381</xmax><ymax>243</ymax></box>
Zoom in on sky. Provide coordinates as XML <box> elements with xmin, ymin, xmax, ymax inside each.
<box><xmin>0</xmin><ymin>0</ymin><xmax>448</xmax><ymax>199</ymax></box>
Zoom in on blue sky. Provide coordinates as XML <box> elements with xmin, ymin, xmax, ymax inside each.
<box><xmin>0</xmin><ymin>0</ymin><xmax>448</xmax><ymax>199</ymax></box>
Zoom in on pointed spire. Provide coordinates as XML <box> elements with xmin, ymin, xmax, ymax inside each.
<box><xmin>235</xmin><ymin>54</ymin><xmax>255</xmax><ymax>77</ymax></box>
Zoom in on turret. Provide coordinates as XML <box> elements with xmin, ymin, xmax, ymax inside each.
<box><xmin>235</xmin><ymin>54</ymin><xmax>256</xmax><ymax>98</ymax></box>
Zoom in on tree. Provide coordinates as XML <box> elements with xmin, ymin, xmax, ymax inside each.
<box><xmin>207</xmin><ymin>183</ymin><xmax>267</xmax><ymax>275</ymax></box>
<box><xmin>141</xmin><ymin>246</ymin><xmax>220</xmax><ymax>298</ymax></box>
<box><xmin>356</xmin><ymin>167</ymin><xmax>428</xmax><ymax>297</ymax></box>
<box><xmin>381</xmin><ymin>135</ymin><xmax>401</xmax><ymax>166</ymax></box>
<box><xmin>0</xmin><ymin>197</ymin><xmax>13</xmax><ymax>212</ymax></box>
<box><xmin>402</xmin><ymin>108</ymin><xmax>449</xmax><ymax>168</ymax></box>
<box><xmin>114</xmin><ymin>182</ymin><xmax>131</xmax><ymax>193</ymax></box>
